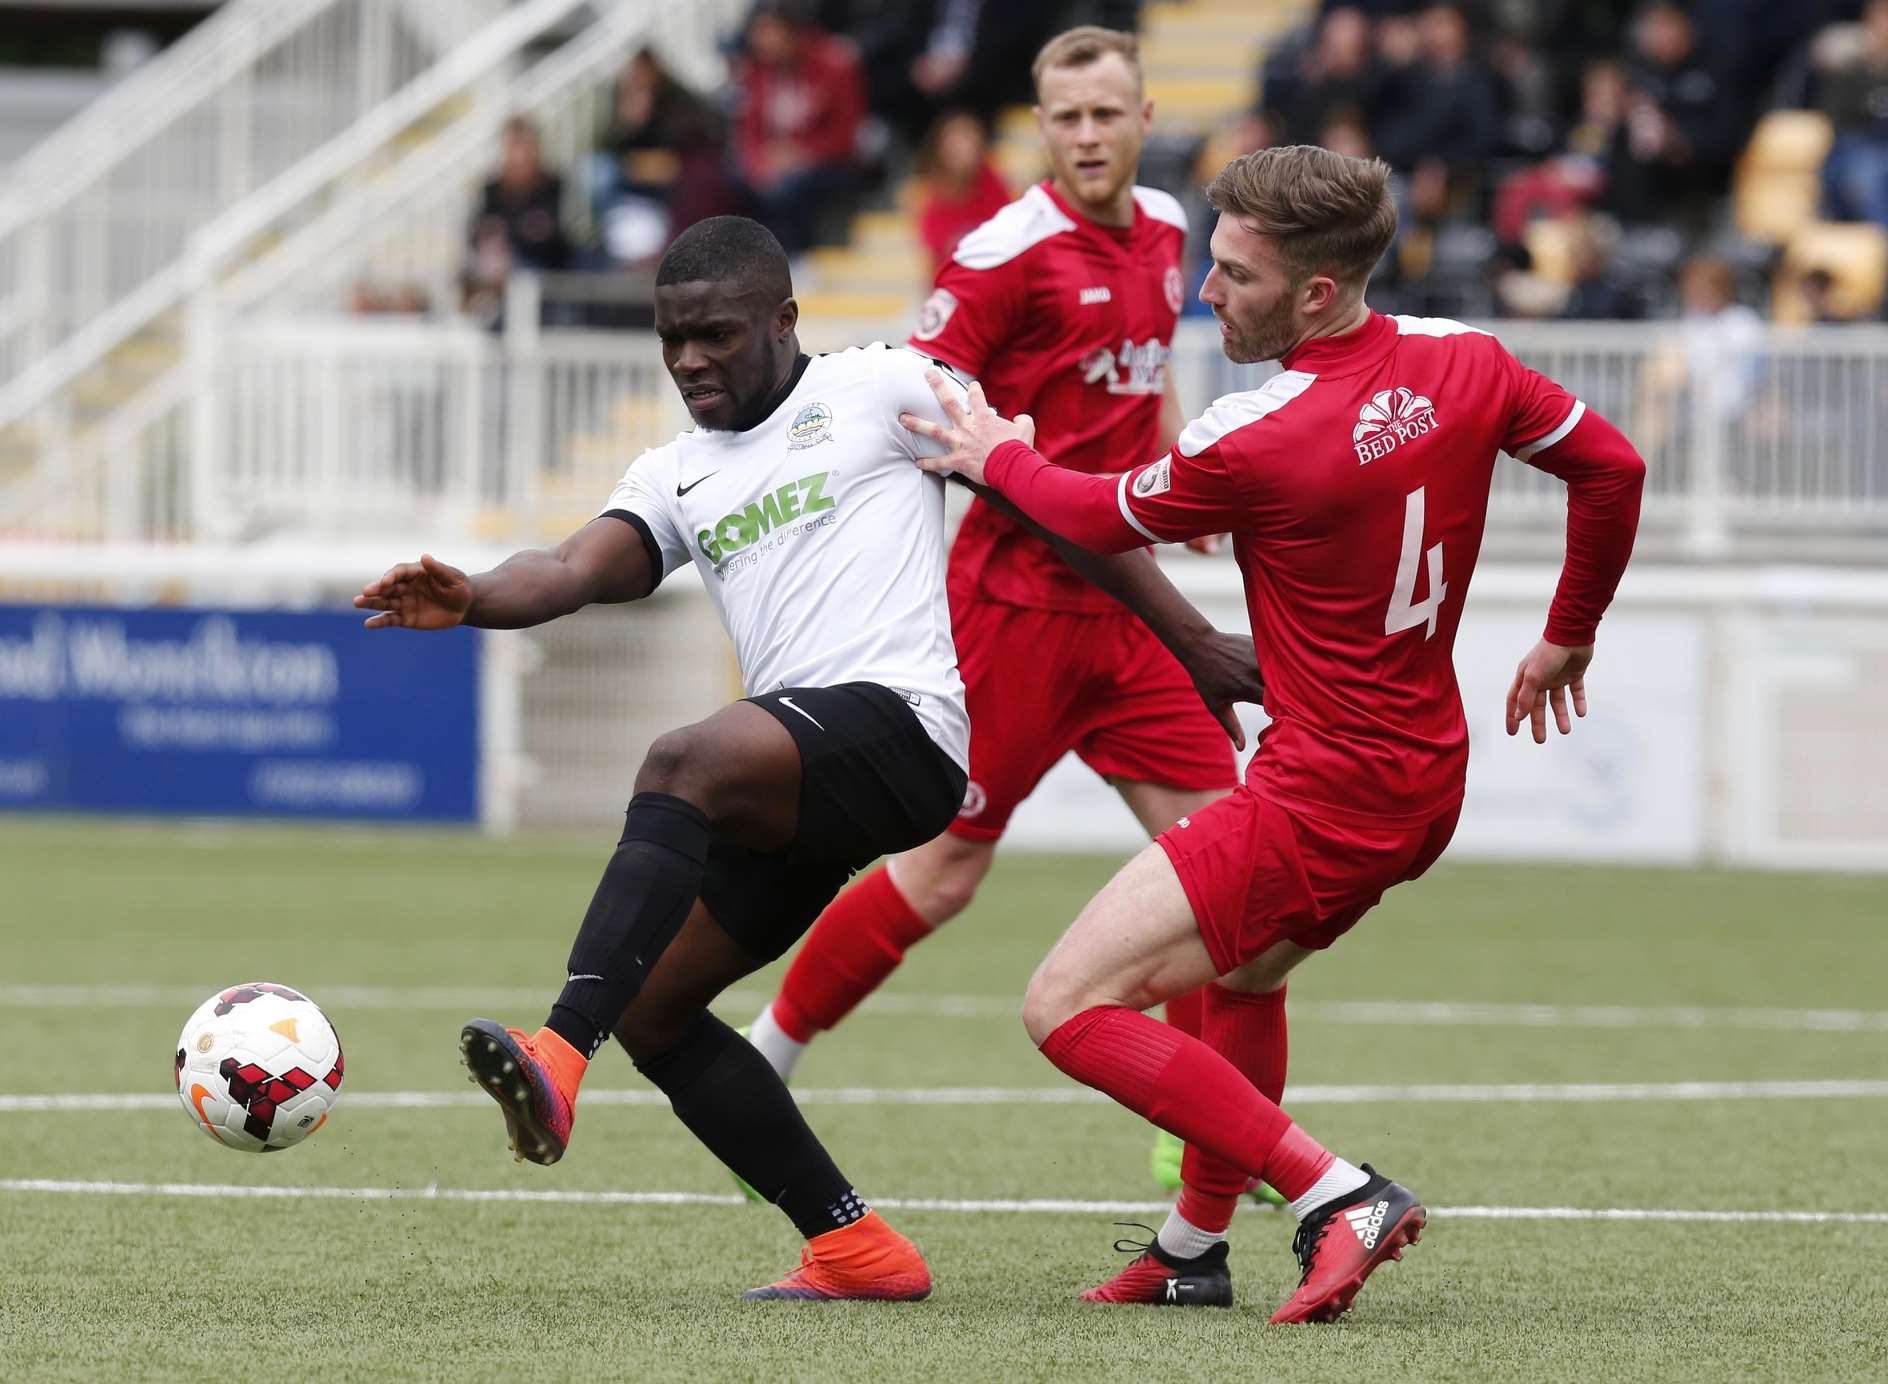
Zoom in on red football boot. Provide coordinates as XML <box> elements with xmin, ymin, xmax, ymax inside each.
<box><xmin>1079</xmin><ymin>1230</ymin><xmax>1233</xmax><ymax>1307</ymax></box>
<box><xmin>1270</xmin><ymin>1164</ymin><xmax>1424</xmax><ymax>1324</ymax></box>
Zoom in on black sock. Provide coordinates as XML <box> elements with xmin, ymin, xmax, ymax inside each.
<box><xmin>633</xmin><ymin>1011</ymin><xmax>868</xmax><ymax>1241</ymax></box>
<box><xmin>547</xmin><ymin>792</ymin><xmax>708</xmax><ymax>1058</ymax></box>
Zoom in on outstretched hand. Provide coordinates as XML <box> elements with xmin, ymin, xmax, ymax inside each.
<box><xmin>899</xmin><ymin>369</ymin><xmax>1035</xmax><ymax>486</ymax></box>
<box><xmin>353</xmin><ymin>553</ymin><xmax>472</xmax><ymax>630</ymax></box>
<box><xmin>1506</xmin><ymin>639</ymin><xmax>1593</xmax><ymax>743</ymax></box>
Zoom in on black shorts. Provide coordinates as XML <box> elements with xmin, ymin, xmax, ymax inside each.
<box><xmin>700</xmin><ymin>682</ymin><xmax>968</xmax><ymax>961</ymax></box>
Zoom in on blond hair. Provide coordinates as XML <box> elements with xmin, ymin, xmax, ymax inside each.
<box><xmin>1031</xmin><ymin>26</ymin><xmax>1142</xmax><ymax>96</ymax></box>
<box><xmin>1207</xmin><ymin>145</ymin><xmax>1397</xmax><ymax>287</ymax></box>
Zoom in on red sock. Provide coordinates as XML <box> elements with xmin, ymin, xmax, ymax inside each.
<box><xmin>771</xmin><ymin>866</ymin><xmax>931</xmax><ymax>1042</ymax></box>
<box><xmin>1178</xmin><ymin>984</ymin><xmax>1289</xmax><ymax>1232</ymax></box>
<box><xmin>1040</xmin><ymin>1004</ymin><xmax>1334</xmax><ymax>1201</ymax></box>
<box><xmin>1164</xmin><ymin>986</ymin><xmax>1205</xmax><ymax>1040</ymax></box>
<box><xmin>1263</xmin><ymin>1123</ymin><xmax>1336</xmax><ymax>1203</ymax></box>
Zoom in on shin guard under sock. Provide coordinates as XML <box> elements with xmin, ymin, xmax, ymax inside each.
<box><xmin>1041</xmin><ymin>1004</ymin><xmax>1329</xmax><ymax>1191</ymax></box>
<box><xmin>548</xmin><ymin>792</ymin><xmax>708</xmax><ymax>1057</ymax></box>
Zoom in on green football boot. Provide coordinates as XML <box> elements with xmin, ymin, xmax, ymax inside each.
<box><xmin>1150</xmin><ymin>1128</ymin><xmax>1287</xmax><ymax>1208</ymax></box>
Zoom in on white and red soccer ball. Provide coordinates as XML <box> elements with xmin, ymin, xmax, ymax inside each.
<box><xmin>174</xmin><ymin>983</ymin><xmax>344</xmax><ymax>1152</ymax></box>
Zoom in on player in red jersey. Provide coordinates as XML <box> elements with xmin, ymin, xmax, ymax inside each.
<box><xmin>901</xmin><ymin>144</ymin><xmax>1646</xmax><ymax>1321</ymax></box>
<box><xmin>746</xmin><ymin>26</ymin><xmax>1259</xmax><ymax>1193</ymax></box>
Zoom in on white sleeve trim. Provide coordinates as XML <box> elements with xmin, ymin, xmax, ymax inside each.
<box><xmin>1514</xmin><ymin>399</ymin><xmax>1587</xmax><ymax>459</ymax></box>
<box><xmin>1115</xmin><ymin>470</ymin><xmax>1165</xmax><ymax>543</ymax></box>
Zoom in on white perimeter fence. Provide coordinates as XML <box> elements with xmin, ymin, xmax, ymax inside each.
<box><xmin>10</xmin><ymin>312</ymin><xmax>1887</xmax><ymax>561</ymax></box>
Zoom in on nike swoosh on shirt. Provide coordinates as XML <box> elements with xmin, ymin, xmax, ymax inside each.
<box><xmin>676</xmin><ymin>473</ymin><xmax>717</xmax><ymax>497</ymax></box>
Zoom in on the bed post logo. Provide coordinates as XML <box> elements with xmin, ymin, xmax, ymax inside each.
<box><xmin>1353</xmin><ymin>388</ymin><xmax>1438</xmax><ymax>464</ymax></box>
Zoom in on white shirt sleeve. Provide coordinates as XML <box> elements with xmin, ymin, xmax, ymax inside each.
<box><xmin>600</xmin><ymin>454</ymin><xmax>691</xmax><ymax>579</ymax></box>
<box><xmin>879</xmin><ymin>344</ymin><xmax>972</xmax><ymax>463</ymax></box>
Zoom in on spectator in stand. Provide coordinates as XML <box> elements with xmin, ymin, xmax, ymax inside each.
<box><xmin>1559</xmin><ymin>214</ymin><xmax>1635</xmax><ymax>320</ymax></box>
<box><xmin>850</xmin><ymin>0</ymin><xmax>977</xmax><ymax>144</ymax></box>
<box><xmin>1489</xmin><ymin>56</ymin><xmax>1617</xmax><ymax>251</ymax></box>
<box><xmin>1566</xmin><ymin>55</ymin><xmax>1628</xmax><ymax>163</ymax></box>
<box><xmin>1488</xmin><ymin>24</ymin><xmax>1558</xmax><ymax>159</ymax></box>
<box><xmin>1814</xmin><ymin>0</ymin><xmax>1888</xmax><ymax>228</ymax></box>
<box><xmin>1631</xmin><ymin>251</ymin><xmax>1765</xmax><ymax>464</ymax></box>
<box><xmin>1280</xmin><ymin>7</ymin><xmax>1382</xmax><ymax>147</ymax></box>
<box><xmin>1372</xmin><ymin>4</ymin><xmax>1501</xmax><ymax>185</ymax></box>
<box><xmin>854</xmin><ymin>2</ymin><xmax>1129</xmax><ymax>141</ymax></box>
<box><xmin>1666</xmin><ymin>252</ymin><xmax>1765</xmax><ymax>428</ymax></box>
<box><xmin>733</xmin><ymin>1</ymin><xmax>866</xmax><ymax>256</ymax></box>
<box><xmin>1317</xmin><ymin>106</ymin><xmax>1376</xmax><ymax>161</ymax></box>
<box><xmin>473</xmin><ymin>118</ymin><xmax>573</xmax><ymax>275</ymax></box>
<box><xmin>913</xmin><ymin>111</ymin><xmax>1009</xmax><ymax>269</ymax></box>
<box><xmin>1608</xmin><ymin>0</ymin><xmax>1741</xmax><ymax>230</ymax></box>
<box><xmin>591</xmin><ymin>48</ymin><xmax>736</xmax><ymax>264</ymax></box>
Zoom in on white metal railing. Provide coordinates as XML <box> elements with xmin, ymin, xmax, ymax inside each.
<box><xmin>0</xmin><ymin>0</ymin><xmax>599</xmax><ymax>442</ymax></box>
<box><xmin>11</xmin><ymin>299</ymin><xmax>1888</xmax><ymax>552</ymax></box>
<box><xmin>2</xmin><ymin>0</ymin><xmax>746</xmax><ymax>543</ymax></box>
<box><xmin>0</xmin><ymin>0</ymin><xmax>457</xmax><ymax>395</ymax></box>
<box><xmin>13</xmin><ymin>311</ymin><xmax>1873</xmax><ymax>550</ymax></box>
<box><xmin>211</xmin><ymin>0</ymin><xmax>749</xmax><ymax>319</ymax></box>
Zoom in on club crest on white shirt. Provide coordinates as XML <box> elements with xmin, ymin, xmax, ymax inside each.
<box><xmin>788</xmin><ymin>401</ymin><xmax>834</xmax><ymax>449</ymax></box>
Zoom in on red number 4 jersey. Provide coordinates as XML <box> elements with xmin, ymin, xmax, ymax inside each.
<box><xmin>983</xmin><ymin>311</ymin><xmax>1647</xmax><ymax>828</ymax></box>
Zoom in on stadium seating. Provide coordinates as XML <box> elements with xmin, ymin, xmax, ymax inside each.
<box><xmin>1734</xmin><ymin>109</ymin><xmax>1836</xmax><ymax>247</ymax></box>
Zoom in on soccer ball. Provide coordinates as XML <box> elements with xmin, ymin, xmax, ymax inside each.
<box><xmin>174</xmin><ymin>982</ymin><xmax>345</xmax><ymax>1152</ymax></box>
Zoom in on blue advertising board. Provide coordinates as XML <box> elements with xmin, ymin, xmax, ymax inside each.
<box><xmin>0</xmin><ymin>604</ymin><xmax>479</xmax><ymax>821</ymax></box>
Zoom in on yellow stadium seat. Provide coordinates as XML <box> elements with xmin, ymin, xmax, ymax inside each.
<box><xmin>1735</xmin><ymin>110</ymin><xmax>1835</xmax><ymax>245</ymax></box>
<box><xmin>1775</xmin><ymin>220</ymin><xmax>1888</xmax><ymax>322</ymax></box>
<box><xmin>1522</xmin><ymin>217</ymin><xmax>1580</xmax><ymax>286</ymax></box>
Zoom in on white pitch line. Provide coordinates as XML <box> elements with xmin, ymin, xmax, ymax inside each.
<box><xmin>3</xmin><ymin>985</ymin><xmax>1886</xmax><ymax>1033</ymax></box>
<box><xmin>1</xmin><ymin>1178</ymin><xmax>1884</xmax><ymax>1225</ymax></box>
<box><xmin>6</xmin><ymin>1078</ymin><xmax>1888</xmax><ymax>1115</ymax></box>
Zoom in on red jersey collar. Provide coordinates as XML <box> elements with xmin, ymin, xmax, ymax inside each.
<box><xmin>1040</xmin><ymin>178</ymin><xmax>1139</xmax><ymax>242</ymax></box>
<box><xmin>1279</xmin><ymin>309</ymin><xmax>1397</xmax><ymax>376</ymax></box>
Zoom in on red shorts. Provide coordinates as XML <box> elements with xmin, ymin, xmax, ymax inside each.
<box><xmin>947</xmin><ymin>593</ymin><xmax>1236</xmax><ymax>842</ymax></box>
<box><xmin>1158</xmin><ymin>785</ymin><xmax>1460</xmax><ymax>974</ymax></box>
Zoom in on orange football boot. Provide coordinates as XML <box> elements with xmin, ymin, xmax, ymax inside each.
<box><xmin>742</xmin><ymin>1211</ymin><xmax>933</xmax><ymax>1301</ymax></box>
<box><xmin>459</xmin><ymin>1019</ymin><xmax>584</xmax><ymax>1166</ymax></box>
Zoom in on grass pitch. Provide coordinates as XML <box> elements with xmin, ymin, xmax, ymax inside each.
<box><xmin>1</xmin><ymin>819</ymin><xmax>1885</xmax><ymax>1381</ymax></box>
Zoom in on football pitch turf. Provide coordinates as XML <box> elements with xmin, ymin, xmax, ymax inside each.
<box><xmin>2</xmin><ymin>819</ymin><xmax>1884</xmax><ymax>1382</ymax></box>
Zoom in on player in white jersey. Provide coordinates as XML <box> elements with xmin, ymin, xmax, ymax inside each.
<box><xmin>357</xmin><ymin>217</ymin><xmax>1251</xmax><ymax>1302</ymax></box>
<box><xmin>603</xmin><ymin>340</ymin><xmax>970</xmax><ymax>769</ymax></box>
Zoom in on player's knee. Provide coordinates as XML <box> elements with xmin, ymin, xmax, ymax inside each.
<box><xmin>894</xmin><ymin>855</ymin><xmax>980</xmax><ymax>925</ymax></box>
<box><xmin>883</xmin><ymin>834</ymin><xmax>989</xmax><ymax>925</ymax></box>
<box><xmin>1021</xmin><ymin>960</ymin><xmax>1085</xmax><ymax>1047</ymax></box>
<box><xmin>635</xmin><ymin>726</ymin><xmax>723</xmax><ymax>808</ymax></box>
<box><xmin>1218</xmin><ymin>941</ymin><xmax>1307</xmax><ymax>994</ymax></box>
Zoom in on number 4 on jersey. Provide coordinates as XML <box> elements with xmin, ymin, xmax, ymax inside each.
<box><xmin>1385</xmin><ymin>486</ymin><xmax>1447</xmax><ymax>639</ymax></box>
